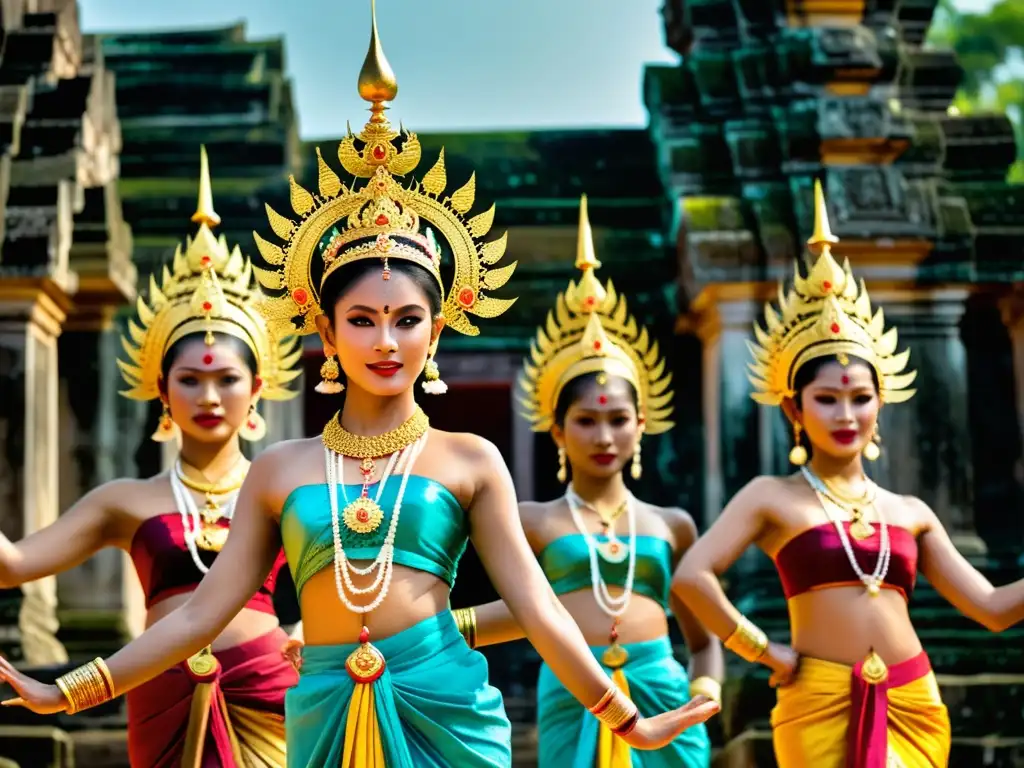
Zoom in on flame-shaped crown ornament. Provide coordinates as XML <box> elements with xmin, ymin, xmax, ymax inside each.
<box><xmin>519</xmin><ymin>196</ymin><xmax>674</xmax><ymax>434</ymax></box>
<box><xmin>251</xmin><ymin>0</ymin><xmax>517</xmax><ymax>338</ymax></box>
<box><xmin>117</xmin><ymin>146</ymin><xmax>301</xmax><ymax>401</ymax></box>
<box><xmin>746</xmin><ymin>180</ymin><xmax>917</xmax><ymax>406</ymax></box>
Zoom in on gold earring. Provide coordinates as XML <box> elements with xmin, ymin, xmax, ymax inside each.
<box><xmin>631</xmin><ymin>441</ymin><xmax>642</xmax><ymax>480</ymax></box>
<box><xmin>863</xmin><ymin>423</ymin><xmax>881</xmax><ymax>461</ymax></box>
<box><xmin>316</xmin><ymin>355</ymin><xmax>343</xmax><ymax>394</ymax></box>
<box><xmin>151</xmin><ymin>402</ymin><xmax>180</xmax><ymax>443</ymax></box>
<box><xmin>239</xmin><ymin>404</ymin><xmax>266</xmax><ymax>442</ymax></box>
<box><xmin>789</xmin><ymin>423</ymin><xmax>808</xmax><ymax>466</ymax></box>
<box><xmin>557</xmin><ymin>447</ymin><xmax>567</xmax><ymax>483</ymax></box>
<box><xmin>421</xmin><ymin>356</ymin><xmax>447</xmax><ymax>394</ymax></box>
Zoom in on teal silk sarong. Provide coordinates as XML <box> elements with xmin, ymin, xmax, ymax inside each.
<box><xmin>286</xmin><ymin>611</ymin><xmax>511</xmax><ymax>767</ymax></box>
<box><xmin>537</xmin><ymin>636</ymin><xmax>711</xmax><ymax>768</ymax></box>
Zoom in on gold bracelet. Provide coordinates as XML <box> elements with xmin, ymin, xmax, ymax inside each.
<box><xmin>55</xmin><ymin>658</ymin><xmax>114</xmax><ymax>714</ymax></box>
<box><xmin>724</xmin><ymin>616</ymin><xmax>769</xmax><ymax>663</ymax></box>
<box><xmin>688</xmin><ymin>675</ymin><xmax>722</xmax><ymax>705</ymax></box>
<box><xmin>589</xmin><ymin>686</ymin><xmax>639</xmax><ymax>734</ymax></box>
<box><xmin>452</xmin><ymin>607</ymin><xmax>478</xmax><ymax>649</ymax></box>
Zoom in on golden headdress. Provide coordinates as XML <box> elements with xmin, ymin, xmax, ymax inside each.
<box><xmin>251</xmin><ymin>0</ymin><xmax>517</xmax><ymax>339</ymax></box>
<box><xmin>519</xmin><ymin>195</ymin><xmax>674</xmax><ymax>434</ymax></box>
<box><xmin>117</xmin><ymin>146</ymin><xmax>301</xmax><ymax>401</ymax></box>
<box><xmin>747</xmin><ymin>180</ymin><xmax>916</xmax><ymax>405</ymax></box>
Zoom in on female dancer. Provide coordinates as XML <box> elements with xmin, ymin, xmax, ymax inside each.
<box><xmin>456</xmin><ymin>196</ymin><xmax>720</xmax><ymax>768</ymax></box>
<box><xmin>0</xmin><ymin>6</ymin><xmax>719</xmax><ymax>767</ymax></box>
<box><xmin>0</xmin><ymin>147</ymin><xmax>302</xmax><ymax>766</ymax></box>
<box><xmin>673</xmin><ymin>181</ymin><xmax>1024</xmax><ymax>767</ymax></box>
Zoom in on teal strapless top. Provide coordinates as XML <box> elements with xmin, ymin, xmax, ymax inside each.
<box><xmin>280</xmin><ymin>476</ymin><xmax>468</xmax><ymax>596</ymax></box>
<box><xmin>538</xmin><ymin>534</ymin><xmax>673</xmax><ymax>608</ymax></box>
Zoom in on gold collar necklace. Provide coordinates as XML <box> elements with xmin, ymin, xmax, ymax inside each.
<box><xmin>321</xmin><ymin>406</ymin><xmax>430</xmax><ymax>459</ymax></box>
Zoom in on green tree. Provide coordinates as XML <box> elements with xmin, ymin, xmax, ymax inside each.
<box><xmin>927</xmin><ymin>0</ymin><xmax>1024</xmax><ymax>181</ymax></box>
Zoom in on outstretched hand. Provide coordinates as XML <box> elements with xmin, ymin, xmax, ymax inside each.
<box><xmin>620</xmin><ymin>695</ymin><xmax>720</xmax><ymax>750</ymax></box>
<box><xmin>0</xmin><ymin>657</ymin><xmax>68</xmax><ymax>714</ymax></box>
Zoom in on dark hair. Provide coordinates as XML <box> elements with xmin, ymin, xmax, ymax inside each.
<box><xmin>320</xmin><ymin>259</ymin><xmax>443</xmax><ymax>320</ymax></box>
<box><xmin>553</xmin><ymin>371</ymin><xmax>640</xmax><ymax>427</ymax></box>
<box><xmin>160</xmin><ymin>331</ymin><xmax>258</xmax><ymax>384</ymax></box>
<box><xmin>792</xmin><ymin>353</ymin><xmax>879</xmax><ymax>409</ymax></box>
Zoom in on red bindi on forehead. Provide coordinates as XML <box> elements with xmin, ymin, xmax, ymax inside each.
<box><xmin>598</xmin><ymin>394</ymin><xmax>608</xmax><ymax>405</ymax></box>
<box><xmin>203</xmin><ymin>353</ymin><xmax>214</xmax><ymax>366</ymax></box>
<box><xmin>841</xmin><ymin>374</ymin><xmax>850</xmax><ymax>385</ymax></box>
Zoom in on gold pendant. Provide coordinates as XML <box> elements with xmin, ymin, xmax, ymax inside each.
<box><xmin>185</xmin><ymin>646</ymin><xmax>219</xmax><ymax>678</ymax></box>
<box><xmin>602</xmin><ymin>642</ymin><xmax>629</xmax><ymax>669</ymax></box>
<box><xmin>201</xmin><ymin>498</ymin><xmax>223</xmax><ymax>526</ymax></box>
<box><xmin>196</xmin><ymin>522</ymin><xmax>229</xmax><ymax>552</ymax></box>
<box><xmin>849</xmin><ymin>514</ymin><xmax>875</xmax><ymax>541</ymax></box>
<box><xmin>343</xmin><ymin>496</ymin><xmax>384</xmax><ymax>535</ymax></box>
<box><xmin>346</xmin><ymin>627</ymin><xmax>386</xmax><ymax>683</ymax></box>
<box><xmin>866</xmin><ymin>581</ymin><xmax>881</xmax><ymax>597</ymax></box>
<box><xmin>860</xmin><ymin>650</ymin><xmax>888</xmax><ymax>684</ymax></box>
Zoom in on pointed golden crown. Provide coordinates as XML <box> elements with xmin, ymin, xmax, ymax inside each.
<box><xmin>519</xmin><ymin>196</ymin><xmax>674</xmax><ymax>434</ymax></box>
<box><xmin>251</xmin><ymin>0</ymin><xmax>516</xmax><ymax>338</ymax></box>
<box><xmin>747</xmin><ymin>180</ymin><xmax>916</xmax><ymax>405</ymax></box>
<box><xmin>118</xmin><ymin>146</ymin><xmax>301</xmax><ymax>401</ymax></box>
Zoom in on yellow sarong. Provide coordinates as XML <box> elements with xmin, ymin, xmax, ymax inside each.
<box><xmin>770</xmin><ymin>652</ymin><xmax>950</xmax><ymax>767</ymax></box>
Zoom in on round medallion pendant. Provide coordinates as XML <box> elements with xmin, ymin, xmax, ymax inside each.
<box><xmin>343</xmin><ymin>497</ymin><xmax>384</xmax><ymax>535</ymax></box>
<box><xmin>196</xmin><ymin>523</ymin><xmax>229</xmax><ymax>552</ymax></box>
<box><xmin>849</xmin><ymin>517</ymin><xmax>875</xmax><ymax>541</ymax></box>
<box><xmin>185</xmin><ymin>646</ymin><xmax>219</xmax><ymax>680</ymax></box>
<box><xmin>860</xmin><ymin>651</ymin><xmax>888</xmax><ymax>684</ymax></box>
<box><xmin>602</xmin><ymin>642</ymin><xmax>629</xmax><ymax>669</ymax></box>
<box><xmin>597</xmin><ymin>538</ymin><xmax>629</xmax><ymax>564</ymax></box>
<box><xmin>346</xmin><ymin>643</ymin><xmax>386</xmax><ymax>683</ymax></box>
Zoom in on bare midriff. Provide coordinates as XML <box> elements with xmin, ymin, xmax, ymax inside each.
<box><xmin>145</xmin><ymin>593</ymin><xmax>281</xmax><ymax>652</ymax></box>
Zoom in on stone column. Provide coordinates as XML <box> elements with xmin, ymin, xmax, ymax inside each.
<box><xmin>0</xmin><ymin>279</ymin><xmax>70</xmax><ymax>665</ymax></box>
<box><xmin>1000</xmin><ymin>286</ymin><xmax>1024</xmax><ymax>477</ymax></box>
<box><xmin>868</xmin><ymin>288</ymin><xmax>985</xmax><ymax>555</ymax></box>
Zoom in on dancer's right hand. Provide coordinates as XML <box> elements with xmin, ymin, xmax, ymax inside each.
<box><xmin>621</xmin><ymin>695</ymin><xmax>721</xmax><ymax>750</ymax></box>
<box><xmin>762</xmin><ymin>642</ymin><xmax>799</xmax><ymax>687</ymax></box>
<box><xmin>0</xmin><ymin>657</ymin><xmax>67</xmax><ymax>714</ymax></box>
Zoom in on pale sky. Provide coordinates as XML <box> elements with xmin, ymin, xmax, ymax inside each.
<box><xmin>80</xmin><ymin>0</ymin><xmax>997</xmax><ymax>139</ymax></box>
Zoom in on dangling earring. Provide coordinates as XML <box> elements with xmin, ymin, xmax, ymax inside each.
<box><xmin>789</xmin><ymin>423</ymin><xmax>808</xmax><ymax>466</ymax></box>
<box><xmin>421</xmin><ymin>355</ymin><xmax>447</xmax><ymax>394</ymax></box>
<box><xmin>863</xmin><ymin>423</ymin><xmax>881</xmax><ymax>461</ymax></box>
<box><xmin>151</xmin><ymin>402</ymin><xmax>180</xmax><ymax>443</ymax></box>
<box><xmin>631</xmin><ymin>441</ymin><xmax>643</xmax><ymax>480</ymax></box>
<box><xmin>316</xmin><ymin>355</ymin><xmax>343</xmax><ymax>394</ymax></box>
<box><xmin>239</xmin><ymin>403</ymin><xmax>267</xmax><ymax>442</ymax></box>
<box><xmin>556</xmin><ymin>447</ymin><xmax>567</xmax><ymax>483</ymax></box>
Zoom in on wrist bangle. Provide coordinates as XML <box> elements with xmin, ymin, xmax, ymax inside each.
<box><xmin>724</xmin><ymin>616</ymin><xmax>769</xmax><ymax>663</ymax></box>
<box><xmin>55</xmin><ymin>658</ymin><xmax>114</xmax><ymax>714</ymax></box>
<box><xmin>452</xmin><ymin>607</ymin><xmax>478</xmax><ymax>649</ymax></box>
<box><xmin>688</xmin><ymin>675</ymin><xmax>722</xmax><ymax>705</ymax></box>
<box><xmin>589</xmin><ymin>686</ymin><xmax>639</xmax><ymax>734</ymax></box>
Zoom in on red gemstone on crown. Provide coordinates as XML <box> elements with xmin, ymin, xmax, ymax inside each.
<box><xmin>830</xmin><ymin>322</ymin><xmax>840</xmax><ymax>333</ymax></box>
<box><xmin>375</xmin><ymin>214</ymin><xmax>389</xmax><ymax>226</ymax></box>
<box><xmin>585</xmin><ymin>296</ymin><xmax>596</xmax><ymax>306</ymax></box>
<box><xmin>372</xmin><ymin>145</ymin><xmax>386</xmax><ymax>161</ymax></box>
<box><xmin>200</xmin><ymin>255</ymin><xmax>211</xmax><ymax>265</ymax></box>
<box><xmin>823</xmin><ymin>280</ymin><xmax>832</xmax><ymax>291</ymax></box>
<box><xmin>292</xmin><ymin>288</ymin><xmax>309</xmax><ymax>306</ymax></box>
<box><xmin>202</xmin><ymin>301</ymin><xmax>212</xmax><ymax>312</ymax></box>
<box><xmin>203</xmin><ymin>354</ymin><xmax>214</xmax><ymax>365</ymax></box>
<box><xmin>359</xmin><ymin>627</ymin><xmax>370</xmax><ymax>644</ymax></box>
<box><xmin>458</xmin><ymin>287</ymin><xmax>475</xmax><ymax>308</ymax></box>
<box><xmin>593</xmin><ymin>340</ymin><xmax>602</xmax><ymax>351</ymax></box>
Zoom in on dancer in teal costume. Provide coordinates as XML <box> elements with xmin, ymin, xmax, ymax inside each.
<box><xmin>0</xmin><ymin>5</ymin><xmax>720</xmax><ymax>765</ymax></box>
<box><xmin>460</xmin><ymin>197</ymin><xmax>722</xmax><ymax>767</ymax></box>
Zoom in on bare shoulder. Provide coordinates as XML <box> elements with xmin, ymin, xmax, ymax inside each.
<box><xmin>652</xmin><ymin>504</ymin><xmax>699</xmax><ymax>541</ymax></box>
<box><xmin>86</xmin><ymin>475</ymin><xmax>166</xmax><ymax>513</ymax></box>
<box><xmin>430</xmin><ymin>428</ymin><xmax>503</xmax><ymax>468</ymax></box>
<box><xmin>518</xmin><ymin>497</ymin><xmax>563</xmax><ymax>528</ymax></box>
<box><xmin>889</xmin><ymin>491</ymin><xmax>938</xmax><ymax>534</ymax></box>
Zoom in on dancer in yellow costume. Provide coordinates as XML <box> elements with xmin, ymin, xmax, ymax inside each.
<box><xmin>0</xmin><ymin>148</ymin><xmax>301</xmax><ymax>766</ymax></box>
<box><xmin>455</xmin><ymin>196</ymin><xmax>720</xmax><ymax>768</ymax></box>
<box><xmin>672</xmin><ymin>180</ymin><xmax>1024</xmax><ymax>767</ymax></box>
<box><xmin>0</xmin><ymin>5</ymin><xmax>719</xmax><ymax>767</ymax></box>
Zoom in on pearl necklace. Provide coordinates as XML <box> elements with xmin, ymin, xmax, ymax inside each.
<box><xmin>801</xmin><ymin>466</ymin><xmax>891</xmax><ymax>596</ymax></box>
<box><xmin>325</xmin><ymin>434</ymin><xmax>427</xmax><ymax>614</ymax></box>
<box><xmin>169</xmin><ymin>468</ymin><xmax>239</xmax><ymax>575</ymax></box>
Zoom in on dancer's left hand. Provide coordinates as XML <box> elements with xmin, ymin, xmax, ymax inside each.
<box><xmin>0</xmin><ymin>657</ymin><xmax>67</xmax><ymax>714</ymax></box>
<box><xmin>281</xmin><ymin>639</ymin><xmax>304</xmax><ymax>673</ymax></box>
<box><xmin>620</xmin><ymin>695</ymin><xmax>720</xmax><ymax>750</ymax></box>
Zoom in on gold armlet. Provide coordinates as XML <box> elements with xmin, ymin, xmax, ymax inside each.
<box><xmin>688</xmin><ymin>676</ymin><xmax>722</xmax><ymax>705</ymax></box>
<box><xmin>589</xmin><ymin>686</ymin><xmax>640</xmax><ymax>736</ymax></box>
<box><xmin>724</xmin><ymin>616</ymin><xmax>769</xmax><ymax>663</ymax></box>
<box><xmin>55</xmin><ymin>658</ymin><xmax>114</xmax><ymax>714</ymax></box>
<box><xmin>452</xmin><ymin>607</ymin><xmax>478</xmax><ymax>649</ymax></box>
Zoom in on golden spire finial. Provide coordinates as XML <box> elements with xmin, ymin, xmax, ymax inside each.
<box><xmin>358</xmin><ymin>0</ymin><xmax>398</xmax><ymax>124</ymax></box>
<box><xmin>191</xmin><ymin>145</ymin><xmax>221</xmax><ymax>229</ymax></box>
<box><xmin>807</xmin><ymin>178</ymin><xmax>838</xmax><ymax>255</ymax></box>
<box><xmin>575</xmin><ymin>194</ymin><xmax>601</xmax><ymax>271</ymax></box>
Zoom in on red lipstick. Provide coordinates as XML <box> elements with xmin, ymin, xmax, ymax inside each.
<box><xmin>591</xmin><ymin>453</ymin><xmax>616</xmax><ymax>466</ymax></box>
<box><xmin>831</xmin><ymin>429</ymin><xmax>858</xmax><ymax>445</ymax></box>
<box><xmin>193</xmin><ymin>414</ymin><xmax>225</xmax><ymax>429</ymax></box>
<box><xmin>366</xmin><ymin>362</ymin><xmax>403</xmax><ymax>378</ymax></box>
